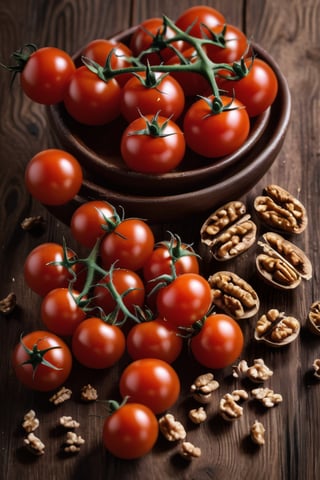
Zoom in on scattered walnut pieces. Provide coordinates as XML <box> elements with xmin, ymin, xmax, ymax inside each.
<box><xmin>63</xmin><ymin>431</ymin><xmax>85</xmax><ymax>453</ymax></box>
<box><xmin>59</xmin><ymin>416</ymin><xmax>80</xmax><ymax>429</ymax></box>
<box><xmin>22</xmin><ymin>410</ymin><xmax>39</xmax><ymax>433</ymax></box>
<box><xmin>188</xmin><ymin>406</ymin><xmax>207</xmax><ymax>424</ymax></box>
<box><xmin>159</xmin><ymin>413</ymin><xmax>186</xmax><ymax>442</ymax></box>
<box><xmin>20</xmin><ymin>215</ymin><xmax>46</xmax><ymax>231</ymax></box>
<box><xmin>312</xmin><ymin>359</ymin><xmax>320</xmax><ymax>379</ymax></box>
<box><xmin>0</xmin><ymin>292</ymin><xmax>16</xmax><ymax>315</ymax></box>
<box><xmin>254</xmin><ymin>308</ymin><xmax>300</xmax><ymax>347</ymax></box>
<box><xmin>179</xmin><ymin>441</ymin><xmax>201</xmax><ymax>460</ymax></box>
<box><xmin>250</xmin><ymin>420</ymin><xmax>265</xmax><ymax>446</ymax></box>
<box><xmin>219</xmin><ymin>393</ymin><xmax>244</xmax><ymax>421</ymax></box>
<box><xmin>49</xmin><ymin>386</ymin><xmax>72</xmax><ymax>405</ymax></box>
<box><xmin>233</xmin><ymin>359</ymin><xmax>273</xmax><ymax>383</ymax></box>
<box><xmin>24</xmin><ymin>432</ymin><xmax>45</xmax><ymax>456</ymax></box>
<box><xmin>190</xmin><ymin>372</ymin><xmax>220</xmax><ymax>403</ymax></box>
<box><xmin>80</xmin><ymin>384</ymin><xmax>98</xmax><ymax>402</ymax></box>
<box><xmin>251</xmin><ymin>387</ymin><xmax>283</xmax><ymax>408</ymax></box>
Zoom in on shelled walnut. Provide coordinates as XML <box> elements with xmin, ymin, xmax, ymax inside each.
<box><xmin>219</xmin><ymin>392</ymin><xmax>247</xmax><ymax>421</ymax></box>
<box><xmin>0</xmin><ymin>292</ymin><xmax>16</xmax><ymax>315</ymax></box>
<box><xmin>24</xmin><ymin>433</ymin><xmax>45</xmax><ymax>455</ymax></box>
<box><xmin>63</xmin><ymin>431</ymin><xmax>85</xmax><ymax>453</ymax></box>
<box><xmin>253</xmin><ymin>184</ymin><xmax>308</xmax><ymax>234</ymax></box>
<box><xmin>233</xmin><ymin>358</ymin><xmax>273</xmax><ymax>383</ymax></box>
<box><xmin>188</xmin><ymin>406</ymin><xmax>207</xmax><ymax>424</ymax></box>
<box><xmin>250</xmin><ymin>420</ymin><xmax>265</xmax><ymax>446</ymax></box>
<box><xmin>180</xmin><ymin>441</ymin><xmax>201</xmax><ymax>459</ymax></box>
<box><xmin>190</xmin><ymin>372</ymin><xmax>220</xmax><ymax>403</ymax></box>
<box><xmin>256</xmin><ymin>232</ymin><xmax>312</xmax><ymax>290</ymax></box>
<box><xmin>254</xmin><ymin>308</ymin><xmax>300</xmax><ymax>347</ymax></box>
<box><xmin>208</xmin><ymin>271</ymin><xmax>259</xmax><ymax>319</ymax></box>
<box><xmin>312</xmin><ymin>359</ymin><xmax>320</xmax><ymax>379</ymax></box>
<box><xmin>22</xmin><ymin>410</ymin><xmax>39</xmax><ymax>433</ymax></box>
<box><xmin>59</xmin><ymin>416</ymin><xmax>80</xmax><ymax>429</ymax></box>
<box><xmin>49</xmin><ymin>386</ymin><xmax>72</xmax><ymax>405</ymax></box>
<box><xmin>200</xmin><ymin>201</ymin><xmax>257</xmax><ymax>261</ymax></box>
<box><xmin>307</xmin><ymin>301</ymin><xmax>320</xmax><ymax>336</ymax></box>
<box><xmin>80</xmin><ymin>384</ymin><xmax>98</xmax><ymax>402</ymax></box>
<box><xmin>251</xmin><ymin>387</ymin><xmax>283</xmax><ymax>407</ymax></box>
<box><xmin>159</xmin><ymin>413</ymin><xmax>186</xmax><ymax>441</ymax></box>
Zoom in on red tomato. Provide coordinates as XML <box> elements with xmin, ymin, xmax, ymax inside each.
<box><xmin>24</xmin><ymin>242</ymin><xmax>80</xmax><ymax>297</ymax></box>
<box><xmin>217</xmin><ymin>58</ymin><xmax>278</xmax><ymax>117</ymax></box>
<box><xmin>100</xmin><ymin>218</ymin><xmax>155</xmax><ymax>271</ymax></box>
<box><xmin>81</xmin><ymin>38</ymin><xmax>133</xmax><ymax>86</ymax></box>
<box><xmin>175</xmin><ymin>5</ymin><xmax>226</xmax><ymax>41</ymax></box>
<box><xmin>103</xmin><ymin>402</ymin><xmax>158</xmax><ymax>459</ymax></box>
<box><xmin>120</xmin><ymin>113</ymin><xmax>185</xmax><ymax>174</ymax></box>
<box><xmin>190</xmin><ymin>314</ymin><xmax>244</xmax><ymax>369</ymax></box>
<box><xmin>119</xmin><ymin>358</ymin><xmax>180</xmax><ymax>414</ymax></box>
<box><xmin>156</xmin><ymin>273</ymin><xmax>212</xmax><ymax>328</ymax></box>
<box><xmin>63</xmin><ymin>66</ymin><xmax>121</xmax><ymax>125</ymax></box>
<box><xmin>25</xmin><ymin>149</ymin><xmax>83</xmax><ymax>206</ymax></box>
<box><xmin>205</xmin><ymin>24</ymin><xmax>248</xmax><ymax>64</ymax></box>
<box><xmin>12</xmin><ymin>330</ymin><xmax>72</xmax><ymax>391</ymax></box>
<box><xmin>72</xmin><ymin>317</ymin><xmax>125</xmax><ymax>369</ymax></box>
<box><xmin>70</xmin><ymin>200</ymin><xmax>116</xmax><ymax>249</ymax></box>
<box><xmin>126</xmin><ymin>318</ymin><xmax>183</xmax><ymax>363</ymax></box>
<box><xmin>17</xmin><ymin>46</ymin><xmax>75</xmax><ymax>104</ymax></box>
<box><xmin>120</xmin><ymin>71</ymin><xmax>185</xmax><ymax>123</ymax></box>
<box><xmin>41</xmin><ymin>288</ymin><xmax>86</xmax><ymax>336</ymax></box>
<box><xmin>183</xmin><ymin>95</ymin><xmax>250</xmax><ymax>157</ymax></box>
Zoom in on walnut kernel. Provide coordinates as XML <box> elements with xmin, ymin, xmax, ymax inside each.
<box><xmin>190</xmin><ymin>372</ymin><xmax>219</xmax><ymax>403</ymax></box>
<box><xmin>49</xmin><ymin>386</ymin><xmax>72</xmax><ymax>405</ymax></box>
<box><xmin>188</xmin><ymin>406</ymin><xmax>207</xmax><ymax>424</ymax></box>
<box><xmin>0</xmin><ymin>292</ymin><xmax>16</xmax><ymax>315</ymax></box>
<box><xmin>159</xmin><ymin>413</ymin><xmax>186</xmax><ymax>441</ymax></box>
<box><xmin>80</xmin><ymin>384</ymin><xmax>98</xmax><ymax>402</ymax></box>
<box><xmin>59</xmin><ymin>416</ymin><xmax>80</xmax><ymax>429</ymax></box>
<box><xmin>180</xmin><ymin>441</ymin><xmax>201</xmax><ymax>459</ymax></box>
<box><xmin>251</xmin><ymin>387</ymin><xmax>283</xmax><ymax>407</ymax></box>
<box><xmin>24</xmin><ymin>432</ymin><xmax>45</xmax><ymax>455</ymax></box>
<box><xmin>22</xmin><ymin>410</ymin><xmax>39</xmax><ymax>433</ymax></box>
<box><xmin>250</xmin><ymin>420</ymin><xmax>265</xmax><ymax>446</ymax></box>
<box><xmin>63</xmin><ymin>431</ymin><xmax>85</xmax><ymax>453</ymax></box>
<box><xmin>219</xmin><ymin>393</ymin><xmax>244</xmax><ymax>421</ymax></box>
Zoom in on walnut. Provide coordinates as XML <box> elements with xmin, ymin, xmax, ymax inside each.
<box><xmin>208</xmin><ymin>271</ymin><xmax>259</xmax><ymax>319</ymax></box>
<box><xmin>251</xmin><ymin>387</ymin><xmax>283</xmax><ymax>407</ymax></box>
<box><xmin>179</xmin><ymin>441</ymin><xmax>202</xmax><ymax>459</ymax></box>
<box><xmin>190</xmin><ymin>372</ymin><xmax>220</xmax><ymax>403</ymax></box>
<box><xmin>188</xmin><ymin>406</ymin><xmax>207</xmax><ymax>424</ymax></box>
<box><xmin>307</xmin><ymin>301</ymin><xmax>320</xmax><ymax>336</ymax></box>
<box><xmin>22</xmin><ymin>410</ymin><xmax>39</xmax><ymax>433</ymax></box>
<box><xmin>250</xmin><ymin>420</ymin><xmax>265</xmax><ymax>446</ymax></box>
<box><xmin>24</xmin><ymin>432</ymin><xmax>45</xmax><ymax>455</ymax></box>
<box><xmin>63</xmin><ymin>431</ymin><xmax>85</xmax><ymax>453</ymax></box>
<box><xmin>21</xmin><ymin>215</ymin><xmax>45</xmax><ymax>231</ymax></box>
<box><xmin>312</xmin><ymin>359</ymin><xmax>320</xmax><ymax>379</ymax></box>
<box><xmin>253</xmin><ymin>184</ymin><xmax>308</xmax><ymax>234</ymax></box>
<box><xmin>234</xmin><ymin>358</ymin><xmax>273</xmax><ymax>383</ymax></box>
<box><xmin>200</xmin><ymin>201</ymin><xmax>257</xmax><ymax>261</ymax></box>
<box><xmin>59</xmin><ymin>416</ymin><xmax>80</xmax><ymax>429</ymax></box>
<box><xmin>159</xmin><ymin>413</ymin><xmax>186</xmax><ymax>441</ymax></box>
<box><xmin>219</xmin><ymin>393</ymin><xmax>244</xmax><ymax>421</ymax></box>
<box><xmin>254</xmin><ymin>309</ymin><xmax>300</xmax><ymax>347</ymax></box>
<box><xmin>80</xmin><ymin>384</ymin><xmax>98</xmax><ymax>402</ymax></box>
<box><xmin>232</xmin><ymin>360</ymin><xmax>249</xmax><ymax>378</ymax></box>
<box><xmin>231</xmin><ymin>389</ymin><xmax>249</xmax><ymax>401</ymax></box>
<box><xmin>0</xmin><ymin>292</ymin><xmax>16</xmax><ymax>315</ymax></box>
<box><xmin>49</xmin><ymin>386</ymin><xmax>72</xmax><ymax>405</ymax></box>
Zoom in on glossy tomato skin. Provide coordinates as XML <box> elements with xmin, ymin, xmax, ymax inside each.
<box><xmin>103</xmin><ymin>402</ymin><xmax>158</xmax><ymax>459</ymax></box>
<box><xmin>72</xmin><ymin>317</ymin><xmax>125</xmax><ymax>369</ymax></box>
<box><xmin>12</xmin><ymin>330</ymin><xmax>72</xmax><ymax>391</ymax></box>
<box><xmin>25</xmin><ymin>149</ymin><xmax>83</xmax><ymax>206</ymax></box>
<box><xmin>100</xmin><ymin>218</ymin><xmax>155</xmax><ymax>271</ymax></box>
<box><xmin>183</xmin><ymin>95</ymin><xmax>250</xmax><ymax>158</ymax></box>
<box><xmin>205</xmin><ymin>24</ymin><xmax>248</xmax><ymax>64</ymax></box>
<box><xmin>126</xmin><ymin>318</ymin><xmax>183</xmax><ymax>363</ymax></box>
<box><xmin>70</xmin><ymin>200</ymin><xmax>116</xmax><ymax>249</ymax></box>
<box><xmin>190</xmin><ymin>314</ymin><xmax>244</xmax><ymax>369</ymax></box>
<box><xmin>20</xmin><ymin>47</ymin><xmax>75</xmax><ymax>104</ymax></box>
<box><xmin>175</xmin><ymin>5</ymin><xmax>226</xmax><ymax>41</ymax></box>
<box><xmin>64</xmin><ymin>66</ymin><xmax>121</xmax><ymax>125</ymax></box>
<box><xmin>120</xmin><ymin>71</ymin><xmax>185</xmax><ymax>123</ymax></box>
<box><xmin>120</xmin><ymin>114</ymin><xmax>185</xmax><ymax>174</ymax></box>
<box><xmin>119</xmin><ymin>358</ymin><xmax>180</xmax><ymax>414</ymax></box>
<box><xmin>217</xmin><ymin>58</ymin><xmax>278</xmax><ymax>117</ymax></box>
<box><xmin>156</xmin><ymin>273</ymin><xmax>212</xmax><ymax>328</ymax></box>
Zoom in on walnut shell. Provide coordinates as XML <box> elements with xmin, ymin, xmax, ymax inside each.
<box><xmin>254</xmin><ymin>308</ymin><xmax>300</xmax><ymax>347</ymax></box>
<box><xmin>307</xmin><ymin>301</ymin><xmax>320</xmax><ymax>336</ymax></box>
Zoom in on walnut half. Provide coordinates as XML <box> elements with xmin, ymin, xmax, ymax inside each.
<box><xmin>307</xmin><ymin>301</ymin><xmax>320</xmax><ymax>336</ymax></box>
<box><xmin>254</xmin><ymin>309</ymin><xmax>300</xmax><ymax>347</ymax></box>
<box><xmin>190</xmin><ymin>372</ymin><xmax>220</xmax><ymax>403</ymax></box>
<box><xmin>159</xmin><ymin>414</ymin><xmax>186</xmax><ymax>442</ymax></box>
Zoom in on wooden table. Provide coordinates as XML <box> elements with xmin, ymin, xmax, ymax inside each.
<box><xmin>1</xmin><ymin>1</ymin><xmax>319</xmax><ymax>479</ymax></box>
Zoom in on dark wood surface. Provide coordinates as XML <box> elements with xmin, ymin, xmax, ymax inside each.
<box><xmin>1</xmin><ymin>1</ymin><xmax>319</xmax><ymax>479</ymax></box>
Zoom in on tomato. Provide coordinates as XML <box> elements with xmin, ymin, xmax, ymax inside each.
<box><xmin>72</xmin><ymin>317</ymin><xmax>125</xmax><ymax>369</ymax></box>
<box><xmin>25</xmin><ymin>149</ymin><xmax>83</xmax><ymax>206</ymax></box>
<box><xmin>17</xmin><ymin>45</ymin><xmax>75</xmax><ymax>104</ymax></box>
<box><xmin>120</xmin><ymin>71</ymin><xmax>185</xmax><ymax>123</ymax></box>
<box><xmin>217</xmin><ymin>58</ymin><xmax>278</xmax><ymax>117</ymax></box>
<box><xmin>175</xmin><ymin>5</ymin><xmax>226</xmax><ymax>43</ymax></box>
<box><xmin>41</xmin><ymin>288</ymin><xmax>86</xmax><ymax>336</ymax></box>
<box><xmin>156</xmin><ymin>273</ymin><xmax>212</xmax><ymax>328</ymax></box>
<box><xmin>12</xmin><ymin>330</ymin><xmax>72</xmax><ymax>391</ymax></box>
<box><xmin>120</xmin><ymin>113</ymin><xmax>185</xmax><ymax>174</ymax></box>
<box><xmin>190</xmin><ymin>314</ymin><xmax>244</xmax><ymax>369</ymax></box>
<box><xmin>93</xmin><ymin>268</ymin><xmax>145</xmax><ymax>320</ymax></box>
<box><xmin>70</xmin><ymin>200</ymin><xmax>116</xmax><ymax>249</ymax></box>
<box><xmin>103</xmin><ymin>402</ymin><xmax>158</xmax><ymax>459</ymax></box>
<box><xmin>119</xmin><ymin>358</ymin><xmax>180</xmax><ymax>414</ymax></box>
<box><xmin>63</xmin><ymin>66</ymin><xmax>121</xmax><ymax>125</ymax></box>
<box><xmin>126</xmin><ymin>318</ymin><xmax>183</xmax><ymax>364</ymax></box>
<box><xmin>205</xmin><ymin>24</ymin><xmax>248</xmax><ymax>64</ymax></box>
<box><xmin>24</xmin><ymin>242</ymin><xmax>80</xmax><ymax>297</ymax></box>
<box><xmin>100</xmin><ymin>218</ymin><xmax>155</xmax><ymax>271</ymax></box>
<box><xmin>183</xmin><ymin>95</ymin><xmax>250</xmax><ymax>158</ymax></box>
<box><xmin>81</xmin><ymin>38</ymin><xmax>133</xmax><ymax>86</ymax></box>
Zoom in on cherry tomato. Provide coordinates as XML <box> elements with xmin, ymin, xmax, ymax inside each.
<box><xmin>120</xmin><ymin>71</ymin><xmax>185</xmax><ymax>123</ymax></box>
<box><xmin>175</xmin><ymin>5</ymin><xmax>226</xmax><ymax>42</ymax></box>
<box><xmin>18</xmin><ymin>46</ymin><xmax>75</xmax><ymax>104</ymax></box>
<box><xmin>205</xmin><ymin>24</ymin><xmax>248</xmax><ymax>64</ymax></box>
<box><xmin>126</xmin><ymin>318</ymin><xmax>183</xmax><ymax>364</ymax></box>
<box><xmin>217</xmin><ymin>58</ymin><xmax>278</xmax><ymax>117</ymax></box>
<box><xmin>119</xmin><ymin>358</ymin><xmax>180</xmax><ymax>414</ymax></box>
<box><xmin>25</xmin><ymin>149</ymin><xmax>83</xmax><ymax>206</ymax></box>
<box><xmin>72</xmin><ymin>317</ymin><xmax>125</xmax><ymax>369</ymax></box>
<box><xmin>12</xmin><ymin>330</ymin><xmax>72</xmax><ymax>391</ymax></box>
<box><xmin>103</xmin><ymin>402</ymin><xmax>158</xmax><ymax>459</ymax></box>
<box><xmin>156</xmin><ymin>273</ymin><xmax>212</xmax><ymax>328</ymax></box>
<box><xmin>183</xmin><ymin>95</ymin><xmax>250</xmax><ymax>157</ymax></box>
<box><xmin>190</xmin><ymin>314</ymin><xmax>244</xmax><ymax>369</ymax></box>
<box><xmin>63</xmin><ymin>66</ymin><xmax>121</xmax><ymax>125</ymax></box>
<box><xmin>41</xmin><ymin>288</ymin><xmax>86</xmax><ymax>336</ymax></box>
<box><xmin>120</xmin><ymin>114</ymin><xmax>185</xmax><ymax>174</ymax></box>
<box><xmin>70</xmin><ymin>200</ymin><xmax>116</xmax><ymax>249</ymax></box>
<box><xmin>100</xmin><ymin>218</ymin><xmax>155</xmax><ymax>271</ymax></box>
<box><xmin>24</xmin><ymin>242</ymin><xmax>80</xmax><ymax>297</ymax></box>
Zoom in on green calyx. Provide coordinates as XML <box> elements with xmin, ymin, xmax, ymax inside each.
<box><xmin>200</xmin><ymin>94</ymin><xmax>242</xmax><ymax>115</ymax></box>
<box><xmin>20</xmin><ymin>334</ymin><xmax>62</xmax><ymax>377</ymax></box>
<box><xmin>128</xmin><ymin>111</ymin><xmax>175</xmax><ymax>138</ymax></box>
